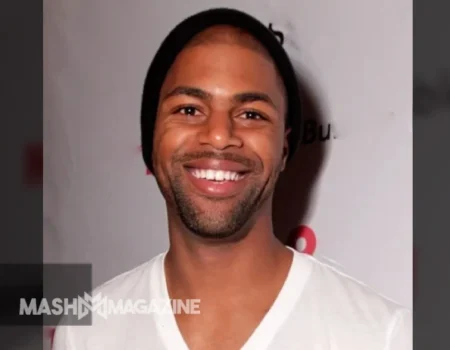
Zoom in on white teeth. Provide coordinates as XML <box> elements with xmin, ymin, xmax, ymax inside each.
<box><xmin>191</xmin><ymin>169</ymin><xmax>242</xmax><ymax>181</ymax></box>
<box><xmin>206</xmin><ymin>170</ymin><xmax>214</xmax><ymax>180</ymax></box>
<box><xmin>216</xmin><ymin>170</ymin><xmax>224</xmax><ymax>181</ymax></box>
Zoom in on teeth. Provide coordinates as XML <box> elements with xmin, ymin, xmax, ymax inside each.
<box><xmin>206</xmin><ymin>169</ymin><xmax>214</xmax><ymax>180</ymax></box>
<box><xmin>191</xmin><ymin>169</ymin><xmax>242</xmax><ymax>181</ymax></box>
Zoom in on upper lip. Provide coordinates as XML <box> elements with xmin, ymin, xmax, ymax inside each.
<box><xmin>183</xmin><ymin>159</ymin><xmax>251</xmax><ymax>173</ymax></box>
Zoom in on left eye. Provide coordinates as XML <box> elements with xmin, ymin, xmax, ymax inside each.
<box><xmin>242</xmin><ymin>111</ymin><xmax>264</xmax><ymax>120</ymax></box>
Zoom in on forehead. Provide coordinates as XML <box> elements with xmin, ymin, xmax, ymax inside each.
<box><xmin>161</xmin><ymin>27</ymin><xmax>285</xmax><ymax>104</ymax></box>
<box><xmin>186</xmin><ymin>25</ymin><xmax>271</xmax><ymax>57</ymax></box>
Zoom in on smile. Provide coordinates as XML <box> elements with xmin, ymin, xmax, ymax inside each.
<box><xmin>183</xmin><ymin>166</ymin><xmax>250</xmax><ymax>198</ymax></box>
<box><xmin>188</xmin><ymin>168</ymin><xmax>244</xmax><ymax>182</ymax></box>
<box><xmin>182</xmin><ymin>158</ymin><xmax>252</xmax><ymax>197</ymax></box>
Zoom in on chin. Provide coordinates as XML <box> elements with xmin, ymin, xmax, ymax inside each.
<box><xmin>180</xmin><ymin>208</ymin><xmax>254</xmax><ymax>242</ymax></box>
<box><xmin>189</xmin><ymin>226</ymin><xmax>248</xmax><ymax>242</ymax></box>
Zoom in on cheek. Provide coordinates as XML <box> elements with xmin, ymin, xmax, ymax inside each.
<box><xmin>153</xmin><ymin>125</ymin><xmax>192</xmax><ymax>169</ymax></box>
<box><xmin>242</xmin><ymin>130</ymin><xmax>285</xmax><ymax>170</ymax></box>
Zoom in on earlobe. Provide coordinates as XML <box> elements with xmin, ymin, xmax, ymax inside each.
<box><xmin>284</xmin><ymin>128</ymin><xmax>292</xmax><ymax>145</ymax></box>
<box><xmin>281</xmin><ymin>128</ymin><xmax>291</xmax><ymax>171</ymax></box>
<box><xmin>281</xmin><ymin>149</ymin><xmax>288</xmax><ymax>171</ymax></box>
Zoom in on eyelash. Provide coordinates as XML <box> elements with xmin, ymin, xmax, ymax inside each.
<box><xmin>175</xmin><ymin>106</ymin><xmax>200</xmax><ymax>116</ymax></box>
<box><xmin>174</xmin><ymin>106</ymin><xmax>266</xmax><ymax>120</ymax></box>
<box><xmin>242</xmin><ymin>110</ymin><xmax>265</xmax><ymax>120</ymax></box>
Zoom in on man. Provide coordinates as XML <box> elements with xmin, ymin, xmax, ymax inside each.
<box><xmin>54</xmin><ymin>8</ymin><xmax>411</xmax><ymax>350</ymax></box>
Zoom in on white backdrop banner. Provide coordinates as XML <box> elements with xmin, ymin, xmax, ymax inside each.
<box><xmin>44</xmin><ymin>0</ymin><xmax>412</xmax><ymax>346</ymax></box>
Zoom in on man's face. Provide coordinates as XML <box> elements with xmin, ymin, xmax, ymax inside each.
<box><xmin>152</xmin><ymin>30</ymin><xmax>289</xmax><ymax>240</ymax></box>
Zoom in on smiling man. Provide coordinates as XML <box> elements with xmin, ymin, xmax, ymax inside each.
<box><xmin>53</xmin><ymin>8</ymin><xmax>411</xmax><ymax>350</ymax></box>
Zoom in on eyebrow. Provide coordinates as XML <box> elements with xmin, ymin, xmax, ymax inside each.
<box><xmin>162</xmin><ymin>86</ymin><xmax>278</xmax><ymax>110</ymax></box>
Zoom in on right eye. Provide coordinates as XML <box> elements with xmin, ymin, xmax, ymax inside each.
<box><xmin>175</xmin><ymin>106</ymin><xmax>201</xmax><ymax>116</ymax></box>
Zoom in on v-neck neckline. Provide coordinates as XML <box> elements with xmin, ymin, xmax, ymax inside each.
<box><xmin>151</xmin><ymin>247</ymin><xmax>312</xmax><ymax>350</ymax></box>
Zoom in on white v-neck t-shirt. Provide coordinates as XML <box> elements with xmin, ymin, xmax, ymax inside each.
<box><xmin>53</xmin><ymin>248</ymin><xmax>411</xmax><ymax>349</ymax></box>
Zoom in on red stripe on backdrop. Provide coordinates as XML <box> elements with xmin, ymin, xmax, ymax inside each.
<box><xmin>47</xmin><ymin>327</ymin><xmax>55</xmax><ymax>349</ymax></box>
<box><xmin>24</xmin><ymin>142</ymin><xmax>43</xmax><ymax>185</ymax></box>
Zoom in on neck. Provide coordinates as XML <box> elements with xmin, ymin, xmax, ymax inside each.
<box><xmin>164</xmin><ymin>206</ymin><xmax>292</xmax><ymax>300</ymax></box>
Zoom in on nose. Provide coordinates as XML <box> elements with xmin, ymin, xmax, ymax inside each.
<box><xmin>197</xmin><ymin>111</ymin><xmax>243</xmax><ymax>150</ymax></box>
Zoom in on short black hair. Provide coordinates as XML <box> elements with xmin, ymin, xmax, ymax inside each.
<box><xmin>141</xmin><ymin>8</ymin><xmax>302</xmax><ymax>174</ymax></box>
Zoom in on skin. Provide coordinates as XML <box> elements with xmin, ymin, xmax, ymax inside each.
<box><xmin>151</xmin><ymin>25</ymin><xmax>294</xmax><ymax>350</ymax></box>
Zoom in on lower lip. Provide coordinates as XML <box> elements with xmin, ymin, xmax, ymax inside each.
<box><xmin>184</xmin><ymin>169</ymin><xmax>248</xmax><ymax>197</ymax></box>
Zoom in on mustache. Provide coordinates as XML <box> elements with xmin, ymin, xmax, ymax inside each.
<box><xmin>173</xmin><ymin>151</ymin><xmax>256</xmax><ymax>168</ymax></box>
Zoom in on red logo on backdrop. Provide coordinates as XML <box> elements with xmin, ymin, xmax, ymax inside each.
<box><xmin>24</xmin><ymin>142</ymin><xmax>43</xmax><ymax>185</ymax></box>
<box><xmin>138</xmin><ymin>146</ymin><xmax>152</xmax><ymax>175</ymax></box>
<box><xmin>288</xmin><ymin>225</ymin><xmax>317</xmax><ymax>255</ymax></box>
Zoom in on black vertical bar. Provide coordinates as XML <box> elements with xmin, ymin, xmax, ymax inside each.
<box><xmin>414</xmin><ymin>0</ymin><xmax>450</xmax><ymax>349</ymax></box>
<box><xmin>0</xmin><ymin>0</ymin><xmax>44</xmax><ymax>348</ymax></box>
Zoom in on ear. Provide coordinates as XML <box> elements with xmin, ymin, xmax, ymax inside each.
<box><xmin>280</xmin><ymin>128</ymin><xmax>291</xmax><ymax>172</ymax></box>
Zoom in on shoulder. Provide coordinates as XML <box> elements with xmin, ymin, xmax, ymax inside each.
<box><xmin>292</xmin><ymin>251</ymin><xmax>411</xmax><ymax>348</ymax></box>
<box><xmin>297</xmin><ymin>251</ymin><xmax>406</xmax><ymax>313</ymax></box>
<box><xmin>52</xmin><ymin>253</ymin><xmax>165</xmax><ymax>349</ymax></box>
<box><xmin>92</xmin><ymin>254</ymin><xmax>162</xmax><ymax>299</ymax></box>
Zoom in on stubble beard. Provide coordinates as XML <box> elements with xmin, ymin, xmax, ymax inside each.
<box><xmin>169</xmin><ymin>172</ymin><xmax>266</xmax><ymax>240</ymax></box>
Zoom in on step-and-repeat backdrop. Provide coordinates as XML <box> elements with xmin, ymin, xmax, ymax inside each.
<box><xmin>44</xmin><ymin>0</ymin><xmax>412</xmax><ymax>346</ymax></box>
